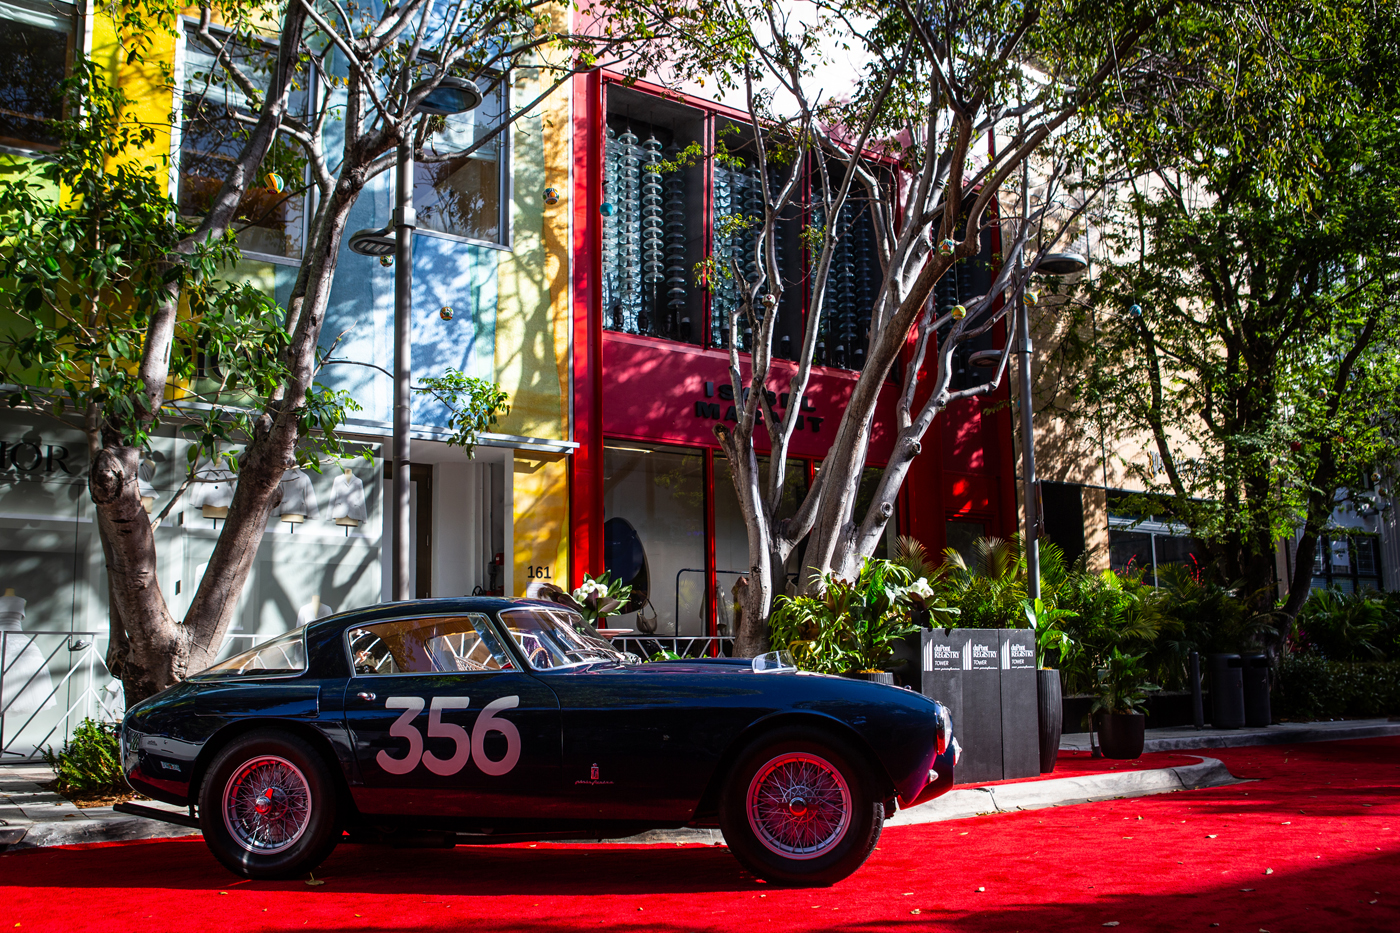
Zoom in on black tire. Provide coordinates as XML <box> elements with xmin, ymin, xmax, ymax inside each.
<box><xmin>718</xmin><ymin>726</ymin><xmax>884</xmax><ymax>886</ymax></box>
<box><xmin>198</xmin><ymin>730</ymin><xmax>340</xmax><ymax>880</ymax></box>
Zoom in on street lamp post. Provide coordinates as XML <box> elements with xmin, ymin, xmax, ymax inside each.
<box><xmin>349</xmin><ymin>76</ymin><xmax>482</xmax><ymax>602</ymax></box>
<box><xmin>1018</xmin><ymin>251</ymin><xmax>1088</xmax><ymax>601</ymax></box>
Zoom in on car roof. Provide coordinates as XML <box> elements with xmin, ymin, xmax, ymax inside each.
<box><xmin>305</xmin><ymin>597</ymin><xmax>567</xmax><ymax>636</ymax></box>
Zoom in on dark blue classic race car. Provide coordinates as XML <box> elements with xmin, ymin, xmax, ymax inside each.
<box><xmin>119</xmin><ymin>598</ymin><xmax>957</xmax><ymax>885</ymax></box>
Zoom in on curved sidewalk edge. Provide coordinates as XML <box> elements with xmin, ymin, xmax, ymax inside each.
<box><xmin>886</xmin><ymin>755</ymin><xmax>1239</xmax><ymax>827</ymax></box>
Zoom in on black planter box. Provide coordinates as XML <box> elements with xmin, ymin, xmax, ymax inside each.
<box><xmin>920</xmin><ymin>628</ymin><xmax>1039</xmax><ymax>783</ymax></box>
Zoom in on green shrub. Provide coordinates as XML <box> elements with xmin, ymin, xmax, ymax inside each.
<box><xmin>1277</xmin><ymin>658</ymin><xmax>1400</xmax><ymax>720</ymax></box>
<box><xmin>1295</xmin><ymin>589</ymin><xmax>1390</xmax><ymax>661</ymax></box>
<box><xmin>43</xmin><ymin>718</ymin><xmax>127</xmax><ymax>798</ymax></box>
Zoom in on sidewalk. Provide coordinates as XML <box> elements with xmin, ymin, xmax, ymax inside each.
<box><xmin>0</xmin><ymin>763</ymin><xmax>198</xmax><ymax>851</ymax></box>
<box><xmin>1060</xmin><ymin>716</ymin><xmax>1400</xmax><ymax>752</ymax></box>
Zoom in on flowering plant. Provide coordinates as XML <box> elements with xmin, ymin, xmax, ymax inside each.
<box><xmin>537</xmin><ymin>572</ymin><xmax>633</xmax><ymax>625</ymax></box>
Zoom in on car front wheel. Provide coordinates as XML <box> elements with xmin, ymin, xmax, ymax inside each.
<box><xmin>199</xmin><ymin>730</ymin><xmax>340</xmax><ymax>879</ymax></box>
<box><xmin>719</xmin><ymin>726</ymin><xmax>883</xmax><ymax>885</ymax></box>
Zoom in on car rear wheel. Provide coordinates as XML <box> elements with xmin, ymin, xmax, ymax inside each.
<box><xmin>199</xmin><ymin>730</ymin><xmax>340</xmax><ymax>879</ymax></box>
<box><xmin>719</xmin><ymin>726</ymin><xmax>883</xmax><ymax>885</ymax></box>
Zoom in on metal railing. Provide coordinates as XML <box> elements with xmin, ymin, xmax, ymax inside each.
<box><xmin>1</xmin><ymin>631</ymin><xmax>123</xmax><ymax>763</ymax></box>
<box><xmin>613</xmin><ymin>635</ymin><xmax>735</xmax><ymax>659</ymax></box>
<box><xmin>0</xmin><ymin>631</ymin><xmax>271</xmax><ymax>763</ymax></box>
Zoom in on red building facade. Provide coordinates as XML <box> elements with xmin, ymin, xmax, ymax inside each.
<box><xmin>569</xmin><ymin>71</ymin><xmax>1017</xmax><ymax>640</ymax></box>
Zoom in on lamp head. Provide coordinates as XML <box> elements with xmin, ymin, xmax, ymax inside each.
<box><xmin>348</xmin><ymin>225</ymin><xmax>396</xmax><ymax>257</ymax></box>
<box><xmin>412</xmin><ymin>75</ymin><xmax>483</xmax><ymax>116</ymax></box>
<box><xmin>1038</xmin><ymin>252</ymin><xmax>1090</xmax><ymax>276</ymax></box>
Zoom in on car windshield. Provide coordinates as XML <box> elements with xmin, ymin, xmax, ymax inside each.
<box><xmin>497</xmin><ymin>606</ymin><xmax>625</xmax><ymax>670</ymax></box>
<box><xmin>194</xmin><ymin>628</ymin><xmax>308</xmax><ymax>678</ymax></box>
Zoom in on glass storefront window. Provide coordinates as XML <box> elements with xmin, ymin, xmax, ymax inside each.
<box><xmin>713</xmin><ymin>456</ymin><xmax>807</xmax><ymax>637</ymax></box>
<box><xmin>602</xmin><ymin>444</ymin><xmax>706</xmax><ymax>636</ymax></box>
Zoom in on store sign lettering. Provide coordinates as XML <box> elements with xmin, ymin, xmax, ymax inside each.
<box><xmin>0</xmin><ymin>439</ymin><xmax>75</xmax><ymax>475</ymax></box>
<box><xmin>692</xmin><ymin>382</ymin><xmax>824</xmax><ymax>432</ymax></box>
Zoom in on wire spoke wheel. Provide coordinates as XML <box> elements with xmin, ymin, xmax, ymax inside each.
<box><xmin>745</xmin><ymin>751</ymin><xmax>852</xmax><ymax>860</ymax></box>
<box><xmin>222</xmin><ymin>755</ymin><xmax>313</xmax><ymax>855</ymax></box>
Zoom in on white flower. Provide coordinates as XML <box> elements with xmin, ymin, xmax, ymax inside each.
<box><xmin>574</xmin><ymin>579</ymin><xmax>609</xmax><ymax>601</ymax></box>
<box><xmin>907</xmin><ymin>578</ymin><xmax>935</xmax><ymax>600</ymax></box>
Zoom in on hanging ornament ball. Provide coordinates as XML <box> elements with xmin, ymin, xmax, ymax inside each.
<box><xmin>378</xmin><ymin>255</ymin><xmax>394</xmax><ymax>268</ymax></box>
<box><xmin>265</xmin><ymin>172</ymin><xmax>285</xmax><ymax>193</ymax></box>
<box><xmin>1128</xmin><ymin>303</ymin><xmax>1143</xmax><ymax>317</ymax></box>
<box><xmin>1290</xmin><ymin>441</ymin><xmax>1302</xmax><ymax>452</ymax></box>
<box><xmin>439</xmin><ymin>306</ymin><xmax>454</xmax><ymax>322</ymax></box>
<box><xmin>1372</xmin><ymin>471</ymin><xmax>1383</xmax><ymax>483</ymax></box>
<box><xmin>600</xmin><ymin>201</ymin><xmax>616</xmax><ymax>217</ymax></box>
<box><xmin>1025</xmin><ymin>289</ymin><xmax>1039</xmax><ymax>306</ymax></box>
<box><xmin>951</xmin><ymin>304</ymin><xmax>967</xmax><ymax>320</ymax></box>
<box><xmin>543</xmin><ymin>187</ymin><xmax>560</xmax><ymax>206</ymax></box>
<box><xmin>940</xmin><ymin>238</ymin><xmax>957</xmax><ymax>255</ymax></box>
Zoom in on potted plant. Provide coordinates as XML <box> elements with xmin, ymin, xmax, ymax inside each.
<box><xmin>1090</xmin><ymin>649</ymin><xmax>1161</xmax><ymax>759</ymax></box>
<box><xmin>1024</xmin><ymin>597</ymin><xmax>1075</xmax><ymax>773</ymax></box>
<box><xmin>770</xmin><ymin>558</ymin><xmax>946</xmax><ymax>682</ymax></box>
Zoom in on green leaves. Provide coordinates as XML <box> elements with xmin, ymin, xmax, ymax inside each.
<box><xmin>769</xmin><ymin>557</ymin><xmax>933</xmax><ymax>674</ymax></box>
<box><xmin>414</xmin><ymin>370</ymin><xmax>510</xmax><ymax>458</ymax></box>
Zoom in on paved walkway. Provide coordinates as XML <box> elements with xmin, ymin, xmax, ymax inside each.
<box><xmin>0</xmin><ymin>763</ymin><xmax>197</xmax><ymax>850</ymax></box>
<box><xmin>1061</xmin><ymin>716</ymin><xmax>1400</xmax><ymax>752</ymax></box>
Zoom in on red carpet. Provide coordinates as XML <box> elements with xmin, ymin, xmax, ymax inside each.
<box><xmin>2</xmin><ymin>738</ymin><xmax>1396</xmax><ymax>932</ymax></box>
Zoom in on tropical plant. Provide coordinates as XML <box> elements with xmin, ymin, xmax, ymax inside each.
<box><xmin>1023</xmin><ymin>597</ymin><xmax>1075</xmax><ymax>670</ymax></box>
<box><xmin>770</xmin><ymin>558</ymin><xmax>945</xmax><ymax>674</ymax></box>
<box><xmin>1054</xmin><ymin>565</ymin><xmax>1173</xmax><ymax>694</ymax></box>
<box><xmin>1294</xmin><ymin>589</ymin><xmax>1386</xmax><ymax>662</ymax></box>
<box><xmin>43</xmin><ymin>719</ymin><xmax>127</xmax><ymax>800</ymax></box>
<box><xmin>1089</xmin><ymin>650</ymin><xmax>1161</xmax><ymax>718</ymax></box>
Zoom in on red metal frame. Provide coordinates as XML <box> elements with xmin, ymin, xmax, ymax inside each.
<box><xmin>570</xmin><ymin>71</ymin><xmax>605</xmax><ymax>586</ymax></box>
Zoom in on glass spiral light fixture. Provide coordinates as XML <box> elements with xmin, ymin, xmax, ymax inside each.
<box><xmin>711</xmin><ymin>162</ymin><xmax>771</xmax><ymax>351</ymax></box>
<box><xmin>603</xmin><ymin>124</ymin><xmax>690</xmax><ymax>341</ymax></box>
<box><xmin>602</xmin><ymin>128</ymin><xmax>621</xmax><ymax>329</ymax></box>
<box><xmin>817</xmin><ymin>201</ymin><xmax>874</xmax><ymax>369</ymax></box>
<box><xmin>663</xmin><ymin>144</ymin><xmax>689</xmax><ymax>341</ymax></box>
<box><xmin>639</xmin><ymin>135</ymin><xmax>665</xmax><ymax>335</ymax></box>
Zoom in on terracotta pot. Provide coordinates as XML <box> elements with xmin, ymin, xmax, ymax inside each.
<box><xmin>1097</xmin><ymin>712</ymin><xmax>1146</xmax><ymax>760</ymax></box>
<box><xmin>1037</xmin><ymin>669</ymin><xmax>1063</xmax><ymax>773</ymax></box>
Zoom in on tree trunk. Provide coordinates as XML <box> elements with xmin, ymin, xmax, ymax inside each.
<box><xmin>90</xmin><ymin>446</ymin><xmax>187</xmax><ymax>704</ymax></box>
<box><xmin>182</xmin><ymin>177</ymin><xmax>364</xmax><ymax>672</ymax></box>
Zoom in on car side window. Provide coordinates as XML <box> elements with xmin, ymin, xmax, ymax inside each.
<box><xmin>346</xmin><ymin>614</ymin><xmax>516</xmax><ymax>675</ymax></box>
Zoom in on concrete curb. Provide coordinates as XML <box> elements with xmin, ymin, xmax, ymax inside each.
<box><xmin>885</xmin><ymin>755</ymin><xmax>1237</xmax><ymax>826</ymax></box>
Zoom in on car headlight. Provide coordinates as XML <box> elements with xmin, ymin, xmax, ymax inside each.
<box><xmin>936</xmin><ymin>703</ymin><xmax>952</xmax><ymax>756</ymax></box>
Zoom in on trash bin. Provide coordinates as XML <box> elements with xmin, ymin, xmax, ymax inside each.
<box><xmin>1242</xmin><ymin>653</ymin><xmax>1271</xmax><ymax>727</ymax></box>
<box><xmin>1208</xmin><ymin>653</ymin><xmax>1245</xmax><ymax>729</ymax></box>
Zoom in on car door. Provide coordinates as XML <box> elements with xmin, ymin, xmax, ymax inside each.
<box><xmin>495</xmin><ymin>604</ymin><xmax>762</xmax><ymax>822</ymax></box>
<box><xmin>341</xmin><ymin>612</ymin><xmax>563</xmax><ymax>818</ymax></box>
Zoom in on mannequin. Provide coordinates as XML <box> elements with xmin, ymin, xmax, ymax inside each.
<box><xmin>190</xmin><ymin>456</ymin><xmax>236</xmax><ymax>520</ymax></box>
<box><xmin>296</xmin><ymin>594</ymin><xmax>334</xmax><ymax>625</ymax></box>
<box><xmin>0</xmin><ymin>588</ymin><xmax>56</xmax><ymax>719</ymax></box>
<box><xmin>330</xmin><ymin>466</ymin><xmax>368</xmax><ymax>531</ymax></box>
<box><xmin>138</xmin><ymin>459</ymin><xmax>157</xmax><ymax>514</ymax></box>
<box><xmin>276</xmin><ymin>467</ymin><xmax>320</xmax><ymax>529</ymax></box>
